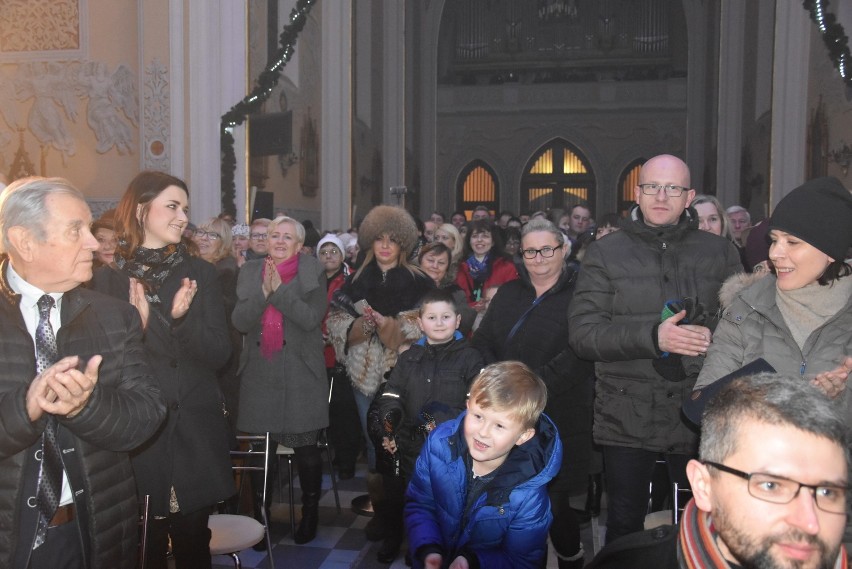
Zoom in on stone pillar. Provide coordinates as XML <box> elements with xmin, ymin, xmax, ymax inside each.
<box><xmin>383</xmin><ymin>0</ymin><xmax>406</xmax><ymax>202</ymax></box>
<box><xmin>769</xmin><ymin>1</ymin><xmax>810</xmax><ymax>208</ymax></box>
<box><xmin>716</xmin><ymin>0</ymin><xmax>746</xmax><ymax>206</ymax></box>
<box><xmin>321</xmin><ymin>1</ymin><xmax>353</xmax><ymax>229</ymax></box>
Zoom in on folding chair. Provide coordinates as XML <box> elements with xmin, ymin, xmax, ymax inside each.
<box><xmin>209</xmin><ymin>433</ymin><xmax>275</xmax><ymax>569</ymax></box>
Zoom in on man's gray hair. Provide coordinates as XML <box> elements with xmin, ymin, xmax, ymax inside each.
<box><xmin>0</xmin><ymin>177</ymin><xmax>84</xmax><ymax>254</ymax></box>
<box><xmin>700</xmin><ymin>372</ymin><xmax>851</xmax><ymax>471</ymax></box>
<box><xmin>521</xmin><ymin>218</ymin><xmax>565</xmax><ymax>246</ymax></box>
<box><xmin>725</xmin><ymin>205</ymin><xmax>750</xmax><ymax>222</ymax></box>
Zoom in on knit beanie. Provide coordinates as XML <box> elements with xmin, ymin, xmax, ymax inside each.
<box><xmin>316</xmin><ymin>234</ymin><xmax>345</xmax><ymax>257</ymax></box>
<box><xmin>357</xmin><ymin>205</ymin><xmax>419</xmax><ymax>257</ymax></box>
<box><xmin>769</xmin><ymin>176</ymin><xmax>852</xmax><ymax>261</ymax></box>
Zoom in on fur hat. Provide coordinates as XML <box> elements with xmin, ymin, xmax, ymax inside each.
<box><xmin>769</xmin><ymin>176</ymin><xmax>852</xmax><ymax>261</ymax></box>
<box><xmin>357</xmin><ymin>205</ymin><xmax>419</xmax><ymax>256</ymax></box>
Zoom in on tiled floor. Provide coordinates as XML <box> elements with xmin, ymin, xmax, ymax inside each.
<box><xmin>211</xmin><ymin>460</ymin><xmax>606</xmax><ymax>569</ymax></box>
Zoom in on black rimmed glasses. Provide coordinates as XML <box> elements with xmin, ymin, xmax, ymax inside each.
<box><xmin>250</xmin><ymin>233</ymin><xmax>268</xmax><ymax>240</ymax></box>
<box><xmin>320</xmin><ymin>248</ymin><xmax>341</xmax><ymax>257</ymax></box>
<box><xmin>704</xmin><ymin>461</ymin><xmax>849</xmax><ymax>514</ymax></box>
<box><xmin>196</xmin><ymin>230</ymin><xmax>221</xmax><ymax>240</ymax></box>
<box><xmin>520</xmin><ymin>244</ymin><xmax>563</xmax><ymax>260</ymax></box>
<box><xmin>638</xmin><ymin>183</ymin><xmax>689</xmax><ymax>197</ymax></box>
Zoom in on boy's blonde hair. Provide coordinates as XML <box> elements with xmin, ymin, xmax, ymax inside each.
<box><xmin>468</xmin><ymin>361</ymin><xmax>547</xmax><ymax>430</ymax></box>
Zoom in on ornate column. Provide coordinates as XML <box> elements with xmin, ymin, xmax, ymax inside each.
<box><xmin>716</xmin><ymin>0</ymin><xmax>746</xmax><ymax>205</ymax></box>
<box><xmin>769</xmin><ymin>1</ymin><xmax>810</xmax><ymax>207</ymax></box>
<box><xmin>321</xmin><ymin>0</ymin><xmax>353</xmax><ymax>229</ymax></box>
<box><xmin>383</xmin><ymin>0</ymin><xmax>406</xmax><ymax>201</ymax></box>
<box><xmin>185</xmin><ymin>0</ymin><xmax>246</xmax><ymax>223</ymax></box>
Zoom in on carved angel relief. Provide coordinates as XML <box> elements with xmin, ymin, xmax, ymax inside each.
<box><xmin>0</xmin><ymin>60</ymin><xmax>139</xmax><ymax>162</ymax></box>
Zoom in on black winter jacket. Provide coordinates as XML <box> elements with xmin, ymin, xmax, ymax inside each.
<box><xmin>92</xmin><ymin>257</ymin><xmax>234</xmax><ymax>517</ymax></box>
<box><xmin>472</xmin><ymin>264</ymin><xmax>595</xmax><ymax>493</ymax></box>
<box><xmin>0</xmin><ymin>258</ymin><xmax>166</xmax><ymax>569</ymax></box>
<box><xmin>568</xmin><ymin>206</ymin><xmax>742</xmax><ymax>453</ymax></box>
<box><xmin>370</xmin><ymin>334</ymin><xmax>484</xmax><ymax>478</ymax></box>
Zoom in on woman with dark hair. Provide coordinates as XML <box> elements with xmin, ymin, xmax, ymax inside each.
<box><xmin>695</xmin><ymin>177</ymin><xmax>852</xmax><ymax>418</ymax></box>
<box><xmin>454</xmin><ymin>219</ymin><xmax>518</xmax><ymax>312</ymax></box>
<box><xmin>326</xmin><ymin>205</ymin><xmax>433</xmax><ymax>560</ymax></box>
<box><xmin>92</xmin><ymin>171</ymin><xmax>233</xmax><ymax>569</ymax></box>
<box><xmin>233</xmin><ymin>215</ymin><xmax>328</xmax><ymax>545</ymax></box>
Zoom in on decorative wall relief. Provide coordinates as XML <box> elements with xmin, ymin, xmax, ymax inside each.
<box><xmin>0</xmin><ymin>0</ymin><xmax>88</xmax><ymax>61</ymax></box>
<box><xmin>143</xmin><ymin>58</ymin><xmax>170</xmax><ymax>171</ymax></box>
<box><xmin>16</xmin><ymin>62</ymin><xmax>79</xmax><ymax>160</ymax></box>
<box><xmin>0</xmin><ymin>59</ymin><xmax>138</xmax><ymax>169</ymax></box>
<box><xmin>78</xmin><ymin>61</ymin><xmax>138</xmax><ymax>155</ymax></box>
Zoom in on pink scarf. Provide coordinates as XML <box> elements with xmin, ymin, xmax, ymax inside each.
<box><xmin>260</xmin><ymin>255</ymin><xmax>300</xmax><ymax>359</ymax></box>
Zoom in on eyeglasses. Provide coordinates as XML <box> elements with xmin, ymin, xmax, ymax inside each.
<box><xmin>196</xmin><ymin>230</ymin><xmax>221</xmax><ymax>240</ymax></box>
<box><xmin>638</xmin><ymin>183</ymin><xmax>689</xmax><ymax>197</ymax></box>
<box><xmin>250</xmin><ymin>233</ymin><xmax>267</xmax><ymax>240</ymax></box>
<box><xmin>320</xmin><ymin>248</ymin><xmax>341</xmax><ymax>257</ymax></box>
<box><xmin>521</xmin><ymin>244</ymin><xmax>563</xmax><ymax>259</ymax></box>
<box><xmin>704</xmin><ymin>461</ymin><xmax>849</xmax><ymax>514</ymax></box>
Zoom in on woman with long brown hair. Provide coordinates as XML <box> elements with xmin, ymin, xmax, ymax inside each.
<box><xmin>92</xmin><ymin>171</ymin><xmax>233</xmax><ymax>569</ymax></box>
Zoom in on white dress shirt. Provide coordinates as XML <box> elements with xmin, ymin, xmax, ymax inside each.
<box><xmin>7</xmin><ymin>264</ymin><xmax>73</xmax><ymax>507</ymax></box>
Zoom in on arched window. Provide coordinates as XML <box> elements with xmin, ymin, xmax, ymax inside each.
<box><xmin>456</xmin><ymin>160</ymin><xmax>499</xmax><ymax>219</ymax></box>
<box><xmin>617</xmin><ymin>158</ymin><xmax>645</xmax><ymax>215</ymax></box>
<box><xmin>520</xmin><ymin>139</ymin><xmax>595</xmax><ymax>216</ymax></box>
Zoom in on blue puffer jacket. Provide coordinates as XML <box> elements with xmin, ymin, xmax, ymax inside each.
<box><xmin>405</xmin><ymin>411</ymin><xmax>562</xmax><ymax>569</ymax></box>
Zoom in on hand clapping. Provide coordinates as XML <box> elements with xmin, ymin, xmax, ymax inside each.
<box><xmin>262</xmin><ymin>257</ymin><xmax>282</xmax><ymax>299</ymax></box>
<box><xmin>26</xmin><ymin>355</ymin><xmax>101</xmax><ymax>421</ymax></box>
<box><xmin>171</xmin><ymin>277</ymin><xmax>198</xmax><ymax>319</ymax></box>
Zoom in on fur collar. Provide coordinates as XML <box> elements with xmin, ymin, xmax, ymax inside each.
<box><xmin>718</xmin><ymin>270</ymin><xmax>769</xmax><ymax>308</ymax></box>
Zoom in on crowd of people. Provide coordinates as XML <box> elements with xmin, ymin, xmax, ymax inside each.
<box><xmin>0</xmin><ymin>154</ymin><xmax>850</xmax><ymax>569</ymax></box>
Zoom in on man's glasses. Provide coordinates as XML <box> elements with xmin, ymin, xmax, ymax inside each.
<box><xmin>704</xmin><ymin>461</ymin><xmax>848</xmax><ymax>514</ymax></box>
<box><xmin>196</xmin><ymin>230</ymin><xmax>221</xmax><ymax>240</ymax></box>
<box><xmin>638</xmin><ymin>183</ymin><xmax>689</xmax><ymax>197</ymax></box>
<box><xmin>320</xmin><ymin>248</ymin><xmax>341</xmax><ymax>257</ymax></box>
<box><xmin>520</xmin><ymin>244</ymin><xmax>563</xmax><ymax>259</ymax></box>
<box><xmin>250</xmin><ymin>233</ymin><xmax>267</xmax><ymax>240</ymax></box>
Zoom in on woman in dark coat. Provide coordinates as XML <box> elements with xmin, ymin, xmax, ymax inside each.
<box><xmin>473</xmin><ymin>218</ymin><xmax>595</xmax><ymax>569</ymax></box>
<box><xmin>326</xmin><ymin>205</ymin><xmax>433</xmax><ymax>557</ymax></box>
<box><xmin>91</xmin><ymin>171</ymin><xmax>233</xmax><ymax>569</ymax></box>
<box><xmin>233</xmin><ymin>215</ymin><xmax>329</xmax><ymax>544</ymax></box>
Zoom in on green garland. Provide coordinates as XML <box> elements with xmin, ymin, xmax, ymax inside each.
<box><xmin>804</xmin><ymin>0</ymin><xmax>852</xmax><ymax>87</ymax></box>
<box><xmin>220</xmin><ymin>0</ymin><xmax>316</xmax><ymax>217</ymax></box>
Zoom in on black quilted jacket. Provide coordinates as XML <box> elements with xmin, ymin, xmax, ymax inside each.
<box><xmin>0</xmin><ymin>257</ymin><xmax>166</xmax><ymax>569</ymax></box>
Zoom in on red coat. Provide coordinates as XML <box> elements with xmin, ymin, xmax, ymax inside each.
<box><xmin>453</xmin><ymin>256</ymin><xmax>518</xmax><ymax>306</ymax></box>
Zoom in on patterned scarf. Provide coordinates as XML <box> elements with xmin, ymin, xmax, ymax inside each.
<box><xmin>116</xmin><ymin>241</ymin><xmax>186</xmax><ymax>304</ymax></box>
<box><xmin>260</xmin><ymin>254</ymin><xmax>300</xmax><ymax>359</ymax></box>
<box><xmin>678</xmin><ymin>499</ymin><xmax>847</xmax><ymax>568</ymax></box>
<box><xmin>466</xmin><ymin>253</ymin><xmax>490</xmax><ymax>281</ymax></box>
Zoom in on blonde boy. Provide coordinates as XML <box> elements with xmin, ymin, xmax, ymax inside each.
<box><xmin>405</xmin><ymin>362</ymin><xmax>563</xmax><ymax>569</ymax></box>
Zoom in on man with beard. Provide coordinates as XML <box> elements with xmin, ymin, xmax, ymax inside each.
<box><xmin>587</xmin><ymin>372</ymin><xmax>849</xmax><ymax>569</ymax></box>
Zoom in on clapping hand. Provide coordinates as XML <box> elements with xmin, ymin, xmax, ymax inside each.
<box><xmin>262</xmin><ymin>257</ymin><xmax>282</xmax><ymax>298</ymax></box>
<box><xmin>128</xmin><ymin>278</ymin><xmax>150</xmax><ymax>329</ymax></box>
<box><xmin>171</xmin><ymin>278</ymin><xmax>197</xmax><ymax>319</ymax></box>
<box><xmin>26</xmin><ymin>355</ymin><xmax>101</xmax><ymax>421</ymax></box>
<box><xmin>811</xmin><ymin>356</ymin><xmax>852</xmax><ymax>399</ymax></box>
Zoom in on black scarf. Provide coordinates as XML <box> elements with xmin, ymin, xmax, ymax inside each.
<box><xmin>116</xmin><ymin>242</ymin><xmax>186</xmax><ymax>304</ymax></box>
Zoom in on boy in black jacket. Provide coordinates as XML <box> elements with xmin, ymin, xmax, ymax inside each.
<box><xmin>369</xmin><ymin>288</ymin><xmax>484</xmax><ymax>563</ymax></box>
